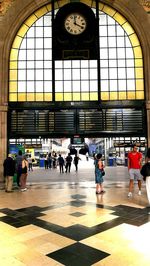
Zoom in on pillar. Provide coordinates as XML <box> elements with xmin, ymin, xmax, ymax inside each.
<box><xmin>0</xmin><ymin>106</ymin><xmax>8</xmax><ymax>182</ymax></box>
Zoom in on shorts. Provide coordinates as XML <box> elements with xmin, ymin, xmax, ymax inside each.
<box><xmin>129</xmin><ymin>169</ymin><xmax>142</xmax><ymax>181</ymax></box>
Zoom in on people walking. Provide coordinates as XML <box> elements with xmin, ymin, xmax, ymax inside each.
<box><xmin>3</xmin><ymin>154</ymin><xmax>16</xmax><ymax>192</ymax></box>
<box><xmin>58</xmin><ymin>154</ymin><xmax>65</xmax><ymax>173</ymax></box>
<box><xmin>65</xmin><ymin>153</ymin><xmax>72</xmax><ymax>173</ymax></box>
<box><xmin>74</xmin><ymin>154</ymin><xmax>81</xmax><ymax>172</ymax></box>
<box><xmin>16</xmin><ymin>150</ymin><xmax>23</xmax><ymax>187</ymax></box>
<box><xmin>127</xmin><ymin>144</ymin><xmax>142</xmax><ymax>197</ymax></box>
<box><xmin>94</xmin><ymin>153</ymin><xmax>105</xmax><ymax>194</ymax></box>
<box><xmin>20</xmin><ymin>155</ymin><xmax>28</xmax><ymax>192</ymax></box>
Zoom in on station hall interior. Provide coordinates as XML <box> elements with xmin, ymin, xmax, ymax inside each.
<box><xmin>9</xmin><ymin>136</ymin><xmax>147</xmax><ymax>167</ymax></box>
<box><xmin>0</xmin><ymin>0</ymin><xmax>150</xmax><ymax>265</ymax></box>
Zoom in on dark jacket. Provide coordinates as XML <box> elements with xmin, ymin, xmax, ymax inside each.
<box><xmin>66</xmin><ymin>155</ymin><xmax>72</xmax><ymax>163</ymax></box>
<box><xmin>74</xmin><ymin>156</ymin><xmax>80</xmax><ymax>165</ymax></box>
<box><xmin>3</xmin><ymin>157</ymin><xmax>16</xmax><ymax>177</ymax></box>
<box><xmin>16</xmin><ymin>155</ymin><xmax>22</xmax><ymax>169</ymax></box>
<box><xmin>58</xmin><ymin>156</ymin><xmax>64</xmax><ymax>165</ymax></box>
<box><xmin>140</xmin><ymin>162</ymin><xmax>150</xmax><ymax>181</ymax></box>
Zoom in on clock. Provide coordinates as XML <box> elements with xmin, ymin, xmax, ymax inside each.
<box><xmin>64</xmin><ymin>13</ymin><xmax>87</xmax><ymax>35</ymax></box>
<box><xmin>53</xmin><ymin>2</ymin><xmax>98</xmax><ymax>60</ymax></box>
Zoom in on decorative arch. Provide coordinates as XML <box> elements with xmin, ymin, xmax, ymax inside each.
<box><xmin>0</xmin><ymin>0</ymin><xmax>150</xmax><ymax>180</ymax></box>
<box><xmin>9</xmin><ymin>0</ymin><xmax>144</xmax><ymax>102</ymax></box>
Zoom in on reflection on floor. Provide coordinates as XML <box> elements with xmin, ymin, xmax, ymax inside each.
<box><xmin>0</xmin><ymin>164</ymin><xmax>150</xmax><ymax>265</ymax></box>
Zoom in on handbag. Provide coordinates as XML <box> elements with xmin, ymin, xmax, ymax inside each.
<box><xmin>101</xmin><ymin>170</ymin><xmax>105</xmax><ymax>176</ymax></box>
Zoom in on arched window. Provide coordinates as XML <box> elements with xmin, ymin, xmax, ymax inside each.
<box><xmin>9</xmin><ymin>2</ymin><xmax>144</xmax><ymax>102</ymax></box>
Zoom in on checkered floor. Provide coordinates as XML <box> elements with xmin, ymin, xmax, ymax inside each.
<box><xmin>0</xmin><ymin>165</ymin><xmax>150</xmax><ymax>265</ymax></box>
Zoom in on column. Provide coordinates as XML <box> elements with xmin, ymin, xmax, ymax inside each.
<box><xmin>0</xmin><ymin>107</ymin><xmax>8</xmax><ymax>183</ymax></box>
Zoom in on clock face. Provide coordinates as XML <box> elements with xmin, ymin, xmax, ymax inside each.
<box><xmin>64</xmin><ymin>13</ymin><xmax>87</xmax><ymax>35</ymax></box>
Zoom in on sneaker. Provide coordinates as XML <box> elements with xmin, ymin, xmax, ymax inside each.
<box><xmin>138</xmin><ymin>190</ymin><xmax>142</xmax><ymax>196</ymax></box>
<box><xmin>21</xmin><ymin>188</ymin><xmax>27</xmax><ymax>192</ymax></box>
<box><xmin>100</xmin><ymin>190</ymin><xmax>106</xmax><ymax>194</ymax></box>
<box><xmin>128</xmin><ymin>192</ymin><xmax>132</xmax><ymax>197</ymax></box>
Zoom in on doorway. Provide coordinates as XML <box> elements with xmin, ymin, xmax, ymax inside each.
<box><xmin>8</xmin><ymin>136</ymin><xmax>147</xmax><ymax>168</ymax></box>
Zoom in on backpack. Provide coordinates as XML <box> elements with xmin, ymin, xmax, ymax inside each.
<box><xmin>140</xmin><ymin>162</ymin><xmax>150</xmax><ymax>181</ymax></box>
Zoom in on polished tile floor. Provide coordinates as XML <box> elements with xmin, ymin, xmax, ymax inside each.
<box><xmin>0</xmin><ymin>158</ymin><xmax>150</xmax><ymax>266</ymax></box>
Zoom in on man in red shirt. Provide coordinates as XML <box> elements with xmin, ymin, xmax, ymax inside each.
<box><xmin>127</xmin><ymin>144</ymin><xmax>142</xmax><ymax>197</ymax></box>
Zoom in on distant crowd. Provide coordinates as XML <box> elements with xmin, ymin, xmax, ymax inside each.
<box><xmin>43</xmin><ymin>152</ymin><xmax>81</xmax><ymax>173</ymax></box>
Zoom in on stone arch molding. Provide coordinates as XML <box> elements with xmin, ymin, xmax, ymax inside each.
<box><xmin>0</xmin><ymin>0</ymin><xmax>15</xmax><ymax>15</ymax></box>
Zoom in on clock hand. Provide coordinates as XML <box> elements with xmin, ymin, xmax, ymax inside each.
<box><xmin>73</xmin><ymin>15</ymin><xmax>76</xmax><ymax>24</ymax></box>
<box><xmin>74</xmin><ymin>23</ymin><xmax>84</xmax><ymax>29</ymax></box>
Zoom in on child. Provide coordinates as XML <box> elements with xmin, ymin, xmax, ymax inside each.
<box><xmin>94</xmin><ymin>153</ymin><xmax>105</xmax><ymax>194</ymax></box>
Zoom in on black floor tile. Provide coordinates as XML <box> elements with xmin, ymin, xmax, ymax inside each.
<box><xmin>0</xmin><ymin>216</ymin><xmax>29</xmax><ymax>227</ymax></box>
<box><xmin>18</xmin><ymin>216</ymin><xmax>36</xmax><ymax>223</ymax></box>
<box><xmin>0</xmin><ymin>208</ymin><xmax>26</xmax><ymax>218</ymax></box>
<box><xmin>57</xmin><ymin>224</ymin><xmax>96</xmax><ymax>241</ymax></box>
<box><xmin>33</xmin><ymin>219</ymin><xmax>64</xmax><ymax>232</ymax></box>
<box><xmin>125</xmin><ymin>215</ymin><xmax>150</xmax><ymax>226</ymax></box>
<box><xmin>112</xmin><ymin>205</ymin><xmax>150</xmax><ymax>226</ymax></box>
<box><xmin>71</xmin><ymin>194</ymin><xmax>87</xmax><ymax>199</ymax></box>
<box><xmin>92</xmin><ymin>217</ymin><xmax>124</xmax><ymax>234</ymax></box>
<box><xmin>12</xmin><ymin>220</ymin><xmax>31</xmax><ymax>228</ymax></box>
<box><xmin>70</xmin><ymin>212</ymin><xmax>86</xmax><ymax>217</ymax></box>
<box><xmin>16</xmin><ymin>206</ymin><xmax>42</xmax><ymax>213</ymax></box>
<box><xmin>0</xmin><ymin>208</ymin><xmax>15</xmax><ymax>215</ymax></box>
<box><xmin>113</xmin><ymin>210</ymin><xmax>140</xmax><ymax>219</ymax></box>
<box><xmin>0</xmin><ymin>216</ymin><xmax>18</xmax><ymax>224</ymax></box>
<box><xmin>47</xmin><ymin>242</ymin><xmax>109</xmax><ymax>266</ymax></box>
<box><xmin>70</xmin><ymin>200</ymin><xmax>86</xmax><ymax>207</ymax></box>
